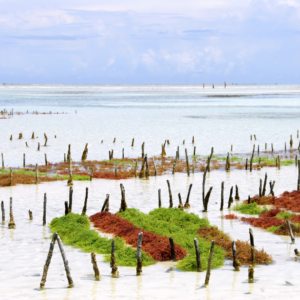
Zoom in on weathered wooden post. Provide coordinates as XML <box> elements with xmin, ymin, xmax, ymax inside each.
<box><xmin>235</xmin><ymin>185</ymin><xmax>240</xmax><ymax>201</ymax></box>
<box><xmin>141</xmin><ymin>142</ymin><xmax>145</xmax><ymax>158</ymax></box>
<box><xmin>67</xmin><ymin>144</ymin><xmax>71</xmax><ymax>162</ymax></box>
<box><xmin>136</xmin><ymin>232</ymin><xmax>143</xmax><ymax>276</ymax></box>
<box><xmin>245</xmin><ymin>158</ymin><xmax>248</xmax><ymax>170</ymax></box>
<box><xmin>248</xmin><ymin>265</ymin><xmax>254</xmax><ymax>283</ymax></box>
<box><xmin>31</xmin><ymin>132</ymin><xmax>35</xmax><ymax>139</ymax></box>
<box><xmin>249</xmin><ymin>228</ymin><xmax>254</xmax><ymax>247</ymax></box>
<box><xmin>167</xmin><ymin>180</ymin><xmax>173</xmax><ymax>208</ymax></box>
<box><xmin>38</xmin><ymin>142</ymin><xmax>40</xmax><ymax>151</ymax></box>
<box><xmin>286</xmin><ymin>220</ymin><xmax>295</xmax><ymax>243</ymax></box>
<box><xmin>119</xmin><ymin>184</ymin><xmax>127</xmax><ymax>212</ymax></box>
<box><xmin>8</xmin><ymin>197</ymin><xmax>16</xmax><ymax>229</ymax></box>
<box><xmin>134</xmin><ymin>160</ymin><xmax>137</xmax><ymax>177</ymax></box>
<box><xmin>271</xmin><ymin>143</ymin><xmax>274</xmax><ymax>152</ymax></box>
<box><xmin>203</xmin><ymin>187</ymin><xmax>213</xmax><ymax>212</ymax></box>
<box><xmin>232</xmin><ymin>241</ymin><xmax>241</xmax><ymax>271</ymax></box>
<box><xmin>131</xmin><ymin>138</ymin><xmax>134</xmax><ymax>147</ymax></box>
<box><xmin>250</xmin><ymin>156</ymin><xmax>253</xmax><ymax>172</ymax></box>
<box><xmin>220</xmin><ymin>181</ymin><xmax>224</xmax><ymax>211</ymax></box>
<box><xmin>1</xmin><ymin>201</ymin><xmax>5</xmax><ymax>224</ymax></box>
<box><xmin>172</xmin><ymin>155</ymin><xmax>177</xmax><ymax>174</ymax></box>
<box><xmin>90</xmin><ymin>166</ymin><xmax>94</xmax><ymax>181</ymax></box>
<box><xmin>169</xmin><ymin>237</ymin><xmax>176</xmax><ymax>261</ymax></box>
<box><xmin>111</xmin><ymin>240</ymin><xmax>119</xmax><ymax>278</ymax></box>
<box><xmin>68</xmin><ymin>186</ymin><xmax>73</xmax><ymax>213</ymax></box>
<box><xmin>185</xmin><ymin>148</ymin><xmax>190</xmax><ymax>176</ymax></box>
<box><xmin>158</xmin><ymin>189</ymin><xmax>162</xmax><ymax>208</ymax></box>
<box><xmin>153</xmin><ymin>158</ymin><xmax>157</xmax><ymax>176</ymax></box>
<box><xmin>1</xmin><ymin>153</ymin><xmax>4</xmax><ymax>168</ymax></box>
<box><xmin>204</xmin><ymin>241</ymin><xmax>215</xmax><ymax>286</ymax></box>
<box><xmin>228</xmin><ymin>187</ymin><xmax>233</xmax><ymax>209</ymax></box>
<box><xmin>259</xmin><ymin>179</ymin><xmax>262</xmax><ymax>197</ymax></box>
<box><xmin>269</xmin><ymin>180</ymin><xmax>275</xmax><ymax>196</ymax></box>
<box><xmin>67</xmin><ymin>158</ymin><xmax>73</xmax><ymax>186</ymax></box>
<box><xmin>44</xmin><ymin>133</ymin><xmax>48</xmax><ymax>146</ymax></box>
<box><xmin>64</xmin><ymin>201</ymin><xmax>68</xmax><ymax>216</ymax></box>
<box><xmin>23</xmin><ymin>153</ymin><xmax>25</xmax><ymax>168</ymax></box>
<box><xmin>44</xmin><ymin>154</ymin><xmax>47</xmax><ymax>166</ymax></box>
<box><xmin>262</xmin><ymin>173</ymin><xmax>267</xmax><ymax>196</ymax></box>
<box><xmin>178</xmin><ymin>193</ymin><xmax>183</xmax><ymax>210</ymax></box>
<box><xmin>43</xmin><ymin>193</ymin><xmax>47</xmax><ymax>226</ymax></box>
<box><xmin>91</xmin><ymin>252</ymin><xmax>100</xmax><ymax>280</ymax></box>
<box><xmin>81</xmin><ymin>143</ymin><xmax>88</xmax><ymax>161</ymax></box>
<box><xmin>265</xmin><ymin>143</ymin><xmax>267</xmax><ymax>150</ymax></box>
<box><xmin>184</xmin><ymin>184</ymin><xmax>193</xmax><ymax>209</ymax></box>
<box><xmin>81</xmin><ymin>187</ymin><xmax>89</xmax><ymax>216</ymax></box>
<box><xmin>35</xmin><ymin>164</ymin><xmax>38</xmax><ymax>184</ymax></box>
<box><xmin>29</xmin><ymin>210</ymin><xmax>33</xmax><ymax>220</ymax></box>
<box><xmin>194</xmin><ymin>238</ymin><xmax>201</xmax><ymax>272</ymax></box>
<box><xmin>10</xmin><ymin>167</ymin><xmax>13</xmax><ymax>186</ymax></box>
<box><xmin>202</xmin><ymin>170</ymin><xmax>207</xmax><ymax>206</ymax></box>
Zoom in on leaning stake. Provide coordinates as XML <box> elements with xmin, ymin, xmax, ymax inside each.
<box><xmin>194</xmin><ymin>238</ymin><xmax>201</xmax><ymax>272</ymax></box>
<box><xmin>169</xmin><ymin>237</ymin><xmax>176</xmax><ymax>261</ymax></box>
<box><xmin>91</xmin><ymin>252</ymin><xmax>100</xmax><ymax>281</ymax></box>
<box><xmin>136</xmin><ymin>232</ymin><xmax>143</xmax><ymax>276</ymax></box>
<box><xmin>43</xmin><ymin>193</ymin><xmax>47</xmax><ymax>226</ymax></box>
<box><xmin>286</xmin><ymin>220</ymin><xmax>295</xmax><ymax>243</ymax></box>
<box><xmin>204</xmin><ymin>241</ymin><xmax>215</xmax><ymax>286</ymax></box>
<box><xmin>81</xmin><ymin>187</ymin><xmax>89</xmax><ymax>216</ymax></box>
<box><xmin>111</xmin><ymin>240</ymin><xmax>119</xmax><ymax>278</ymax></box>
<box><xmin>8</xmin><ymin>197</ymin><xmax>15</xmax><ymax>229</ymax></box>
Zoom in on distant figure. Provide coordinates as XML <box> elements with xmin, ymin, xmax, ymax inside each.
<box><xmin>212</xmin><ymin>84</ymin><xmax>215</xmax><ymax>89</ymax></box>
<box><xmin>203</xmin><ymin>83</ymin><xmax>205</xmax><ymax>88</ymax></box>
<box><xmin>224</xmin><ymin>82</ymin><xmax>226</xmax><ymax>88</ymax></box>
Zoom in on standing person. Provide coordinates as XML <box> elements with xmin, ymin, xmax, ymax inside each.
<box><xmin>203</xmin><ymin>83</ymin><xmax>205</xmax><ymax>88</ymax></box>
<box><xmin>224</xmin><ymin>82</ymin><xmax>226</xmax><ymax>88</ymax></box>
<box><xmin>212</xmin><ymin>83</ymin><xmax>215</xmax><ymax>89</ymax></box>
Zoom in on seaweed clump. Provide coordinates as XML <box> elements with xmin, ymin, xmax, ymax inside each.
<box><xmin>233</xmin><ymin>203</ymin><xmax>268</xmax><ymax>215</ymax></box>
<box><xmin>243</xmin><ymin>195</ymin><xmax>275</xmax><ymax>205</ymax></box>
<box><xmin>197</xmin><ymin>227</ymin><xmax>272</xmax><ymax>265</ymax></box>
<box><xmin>50</xmin><ymin>213</ymin><xmax>154</xmax><ymax>267</ymax></box>
<box><xmin>89</xmin><ymin>211</ymin><xmax>187</xmax><ymax>261</ymax></box>
<box><xmin>223</xmin><ymin>214</ymin><xmax>238</xmax><ymax>220</ymax></box>
<box><xmin>275</xmin><ymin>190</ymin><xmax>300</xmax><ymax>212</ymax></box>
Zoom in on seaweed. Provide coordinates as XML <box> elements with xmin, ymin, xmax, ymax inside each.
<box><xmin>233</xmin><ymin>203</ymin><xmax>268</xmax><ymax>215</ymax></box>
<box><xmin>89</xmin><ymin>211</ymin><xmax>187</xmax><ymax>261</ymax></box>
<box><xmin>50</xmin><ymin>213</ymin><xmax>154</xmax><ymax>267</ymax></box>
<box><xmin>223</xmin><ymin>214</ymin><xmax>239</xmax><ymax>220</ymax></box>
<box><xmin>119</xmin><ymin>208</ymin><xmax>225</xmax><ymax>271</ymax></box>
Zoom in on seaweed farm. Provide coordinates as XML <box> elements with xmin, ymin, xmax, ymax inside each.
<box><xmin>1</xmin><ymin>84</ymin><xmax>300</xmax><ymax>299</ymax></box>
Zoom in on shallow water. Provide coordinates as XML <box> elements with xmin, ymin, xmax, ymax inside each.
<box><xmin>1</xmin><ymin>85</ymin><xmax>300</xmax><ymax>299</ymax></box>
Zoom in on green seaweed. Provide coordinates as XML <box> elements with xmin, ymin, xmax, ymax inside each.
<box><xmin>267</xmin><ymin>226</ymin><xmax>281</xmax><ymax>233</ymax></box>
<box><xmin>233</xmin><ymin>203</ymin><xmax>268</xmax><ymax>215</ymax></box>
<box><xmin>103</xmin><ymin>159</ymin><xmax>135</xmax><ymax>165</ymax></box>
<box><xmin>50</xmin><ymin>213</ymin><xmax>154</xmax><ymax>267</ymax></box>
<box><xmin>275</xmin><ymin>211</ymin><xmax>296</xmax><ymax>220</ymax></box>
<box><xmin>119</xmin><ymin>208</ymin><xmax>225</xmax><ymax>271</ymax></box>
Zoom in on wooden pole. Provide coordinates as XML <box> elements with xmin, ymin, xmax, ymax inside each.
<box><xmin>184</xmin><ymin>184</ymin><xmax>193</xmax><ymax>209</ymax></box>
<box><xmin>40</xmin><ymin>234</ymin><xmax>56</xmax><ymax>289</ymax></box>
<box><xmin>228</xmin><ymin>186</ymin><xmax>233</xmax><ymax>209</ymax></box>
<box><xmin>262</xmin><ymin>173</ymin><xmax>267</xmax><ymax>196</ymax></box>
<box><xmin>235</xmin><ymin>185</ymin><xmax>240</xmax><ymax>201</ymax></box>
<box><xmin>251</xmin><ymin>247</ymin><xmax>255</xmax><ymax>264</ymax></box>
<box><xmin>232</xmin><ymin>241</ymin><xmax>241</xmax><ymax>271</ymax></box>
<box><xmin>204</xmin><ymin>241</ymin><xmax>215</xmax><ymax>286</ymax></box>
<box><xmin>35</xmin><ymin>164</ymin><xmax>38</xmax><ymax>184</ymax></box>
<box><xmin>1</xmin><ymin>201</ymin><xmax>5</xmax><ymax>224</ymax></box>
<box><xmin>44</xmin><ymin>154</ymin><xmax>47</xmax><ymax>166</ymax></box>
<box><xmin>153</xmin><ymin>158</ymin><xmax>157</xmax><ymax>176</ymax></box>
<box><xmin>38</xmin><ymin>142</ymin><xmax>40</xmax><ymax>151</ymax></box>
<box><xmin>248</xmin><ymin>195</ymin><xmax>251</xmax><ymax>204</ymax></box>
<box><xmin>202</xmin><ymin>170</ymin><xmax>207</xmax><ymax>206</ymax></box>
<box><xmin>81</xmin><ymin>187</ymin><xmax>88</xmax><ymax>216</ymax></box>
<box><xmin>194</xmin><ymin>238</ymin><xmax>201</xmax><ymax>272</ymax></box>
<box><xmin>245</xmin><ymin>158</ymin><xmax>248</xmax><ymax>170</ymax></box>
<box><xmin>43</xmin><ymin>193</ymin><xmax>46</xmax><ymax>226</ymax></box>
<box><xmin>185</xmin><ymin>148</ymin><xmax>190</xmax><ymax>176</ymax></box>
<box><xmin>8</xmin><ymin>197</ymin><xmax>15</xmax><ymax>229</ymax></box>
<box><xmin>10</xmin><ymin>167</ymin><xmax>12</xmax><ymax>186</ymax></box>
<box><xmin>271</xmin><ymin>143</ymin><xmax>274</xmax><ymax>152</ymax></box>
<box><xmin>220</xmin><ymin>181</ymin><xmax>224</xmax><ymax>211</ymax></box>
<box><xmin>203</xmin><ymin>187</ymin><xmax>213</xmax><ymax>212</ymax></box>
<box><xmin>111</xmin><ymin>240</ymin><xmax>119</xmax><ymax>277</ymax></box>
<box><xmin>135</xmin><ymin>160</ymin><xmax>137</xmax><ymax>177</ymax></box>
<box><xmin>249</xmin><ymin>228</ymin><xmax>254</xmax><ymax>247</ymax></box>
<box><xmin>64</xmin><ymin>201</ymin><xmax>68</xmax><ymax>216</ymax></box>
<box><xmin>1</xmin><ymin>153</ymin><xmax>3</xmax><ymax>168</ymax></box>
<box><xmin>56</xmin><ymin>234</ymin><xmax>74</xmax><ymax>287</ymax></box>
<box><xmin>120</xmin><ymin>184</ymin><xmax>127</xmax><ymax>212</ymax></box>
<box><xmin>248</xmin><ymin>265</ymin><xmax>254</xmax><ymax>283</ymax></box>
<box><xmin>169</xmin><ymin>237</ymin><xmax>176</xmax><ymax>261</ymax></box>
<box><xmin>158</xmin><ymin>189</ymin><xmax>161</xmax><ymax>208</ymax></box>
<box><xmin>286</xmin><ymin>220</ymin><xmax>295</xmax><ymax>243</ymax></box>
<box><xmin>269</xmin><ymin>180</ymin><xmax>275</xmax><ymax>196</ymax></box>
<box><xmin>136</xmin><ymin>232</ymin><xmax>143</xmax><ymax>276</ymax></box>
<box><xmin>90</xmin><ymin>166</ymin><xmax>94</xmax><ymax>181</ymax></box>
<box><xmin>131</xmin><ymin>138</ymin><xmax>134</xmax><ymax>147</ymax></box>
<box><xmin>68</xmin><ymin>186</ymin><xmax>73</xmax><ymax>213</ymax></box>
<box><xmin>178</xmin><ymin>193</ymin><xmax>183</xmax><ymax>210</ymax></box>
<box><xmin>101</xmin><ymin>194</ymin><xmax>110</xmax><ymax>212</ymax></box>
<box><xmin>259</xmin><ymin>179</ymin><xmax>262</xmax><ymax>197</ymax></box>
<box><xmin>91</xmin><ymin>252</ymin><xmax>100</xmax><ymax>280</ymax></box>
<box><xmin>172</xmin><ymin>155</ymin><xmax>177</xmax><ymax>174</ymax></box>
<box><xmin>167</xmin><ymin>180</ymin><xmax>173</xmax><ymax>208</ymax></box>
<box><xmin>29</xmin><ymin>210</ymin><xmax>33</xmax><ymax>220</ymax></box>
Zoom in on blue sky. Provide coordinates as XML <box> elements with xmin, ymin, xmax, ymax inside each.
<box><xmin>0</xmin><ymin>0</ymin><xmax>299</xmax><ymax>84</ymax></box>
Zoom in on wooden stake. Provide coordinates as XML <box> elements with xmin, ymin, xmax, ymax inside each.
<box><xmin>43</xmin><ymin>193</ymin><xmax>46</xmax><ymax>226</ymax></box>
<box><xmin>122</xmin><ymin>148</ymin><xmax>124</xmax><ymax>159</ymax></box>
<box><xmin>184</xmin><ymin>184</ymin><xmax>193</xmax><ymax>208</ymax></box>
<box><xmin>249</xmin><ymin>228</ymin><xmax>254</xmax><ymax>247</ymax></box>
<box><xmin>248</xmin><ymin>265</ymin><xmax>254</xmax><ymax>283</ymax></box>
<box><xmin>169</xmin><ymin>237</ymin><xmax>176</xmax><ymax>261</ymax></box>
<box><xmin>202</xmin><ymin>170</ymin><xmax>207</xmax><ymax>206</ymax></box>
<box><xmin>178</xmin><ymin>193</ymin><xmax>183</xmax><ymax>210</ymax></box>
<box><xmin>131</xmin><ymin>138</ymin><xmax>134</xmax><ymax>147</ymax></box>
<box><xmin>44</xmin><ymin>154</ymin><xmax>47</xmax><ymax>166</ymax></box>
<box><xmin>269</xmin><ymin>180</ymin><xmax>275</xmax><ymax>196</ymax></box>
<box><xmin>136</xmin><ymin>232</ymin><xmax>143</xmax><ymax>276</ymax></box>
<box><xmin>153</xmin><ymin>157</ymin><xmax>157</xmax><ymax>176</ymax></box>
<box><xmin>64</xmin><ymin>201</ymin><xmax>68</xmax><ymax>216</ymax></box>
<box><xmin>91</xmin><ymin>252</ymin><xmax>100</xmax><ymax>280</ymax></box>
<box><xmin>81</xmin><ymin>143</ymin><xmax>88</xmax><ymax>161</ymax></box>
<box><xmin>68</xmin><ymin>186</ymin><xmax>73</xmax><ymax>213</ymax></box>
<box><xmin>38</xmin><ymin>142</ymin><xmax>40</xmax><ymax>151</ymax></box>
<box><xmin>285</xmin><ymin>142</ymin><xmax>287</xmax><ymax>152</ymax></box>
<box><xmin>220</xmin><ymin>181</ymin><xmax>224</xmax><ymax>211</ymax></box>
<box><xmin>194</xmin><ymin>238</ymin><xmax>201</xmax><ymax>272</ymax></box>
<box><xmin>111</xmin><ymin>240</ymin><xmax>119</xmax><ymax>278</ymax></box>
<box><xmin>158</xmin><ymin>189</ymin><xmax>162</xmax><ymax>208</ymax></box>
<box><xmin>232</xmin><ymin>241</ymin><xmax>241</xmax><ymax>271</ymax></box>
<box><xmin>245</xmin><ymin>158</ymin><xmax>248</xmax><ymax>170</ymax></box>
<box><xmin>193</xmin><ymin>146</ymin><xmax>196</xmax><ymax>156</ymax></box>
<box><xmin>1</xmin><ymin>201</ymin><xmax>5</xmax><ymax>224</ymax></box>
<box><xmin>167</xmin><ymin>180</ymin><xmax>173</xmax><ymax>208</ymax></box>
<box><xmin>192</xmin><ymin>136</ymin><xmax>194</xmax><ymax>144</ymax></box>
<box><xmin>172</xmin><ymin>155</ymin><xmax>177</xmax><ymax>174</ymax></box>
<box><xmin>44</xmin><ymin>133</ymin><xmax>48</xmax><ymax>147</ymax></box>
<box><xmin>271</xmin><ymin>143</ymin><xmax>274</xmax><ymax>152</ymax></box>
<box><xmin>90</xmin><ymin>166</ymin><xmax>94</xmax><ymax>181</ymax></box>
<box><xmin>8</xmin><ymin>197</ymin><xmax>15</xmax><ymax>229</ymax></box>
<box><xmin>67</xmin><ymin>158</ymin><xmax>73</xmax><ymax>186</ymax></box>
<box><xmin>204</xmin><ymin>241</ymin><xmax>215</xmax><ymax>286</ymax></box>
<box><xmin>29</xmin><ymin>210</ymin><xmax>33</xmax><ymax>220</ymax></box>
<box><xmin>119</xmin><ymin>184</ymin><xmax>127</xmax><ymax>212</ymax></box>
<box><xmin>135</xmin><ymin>160</ymin><xmax>137</xmax><ymax>177</ymax></box>
<box><xmin>262</xmin><ymin>173</ymin><xmax>267</xmax><ymax>196</ymax></box>
<box><xmin>295</xmin><ymin>155</ymin><xmax>298</xmax><ymax>166</ymax></box>
<box><xmin>251</xmin><ymin>247</ymin><xmax>255</xmax><ymax>264</ymax></box>
<box><xmin>286</xmin><ymin>220</ymin><xmax>295</xmax><ymax>243</ymax></box>
<box><xmin>36</xmin><ymin>164</ymin><xmax>38</xmax><ymax>184</ymax></box>
<box><xmin>203</xmin><ymin>187</ymin><xmax>213</xmax><ymax>212</ymax></box>
<box><xmin>248</xmin><ymin>195</ymin><xmax>251</xmax><ymax>204</ymax></box>
<box><xmin>259</xmin><ymin>179</ymin><xmax>262</xmax><ymax>197</ymax></box>
<box><xmin>250</xmin><ymin>156</ymin><xmax>253</xmax><ymax>172</ymax></box>
<box><xmin>265</xmin><ymin>143</ymin><xmax>267</xmax><ymax>150</ymax></box>
<box><xmin>185</xmin><ymin>148</ymin><xmax>190</xmax><ymax>176</ymax></box>
<box><xmin>228</xmin><ymin>186</ymin><xmax>233</xmax><ymax>209</ymax></box>
<box><xmin>235</xmin><ymin>185</ymin><xmax>240</xmax><ymax>201</ymax></box>
<box><xmin>10</xmin><ymin>167</ymin><xmax>12</xmax><ymax>186</ymax></box>
<box><xmin>81</xmin><ymin>187</ymin><xmax>88</xmax><ymax>216</ymax></box>
<box><xmin>67</xmin><ymin>144</ymin><xmax>71</xmax><ymax>162</ymax></box>
<box><xmin>56</xmin><ymin>234</ymin><xmax>74</xmax><ymax>287</ymax></box>
<box><xmin>1</xmin><ymin>153</ymin><xmax>3</xmax><ymax>168</ymax></box>
<box><xmin>101</xmin><ymin>194</ymin><xmax>110</xmax><ymax>212</ymax></box>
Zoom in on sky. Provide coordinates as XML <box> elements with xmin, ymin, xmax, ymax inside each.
<box><xmin>0</xmin><ymin>0</ymin><xmax>299</xmax><ymax>84</ymax></box>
